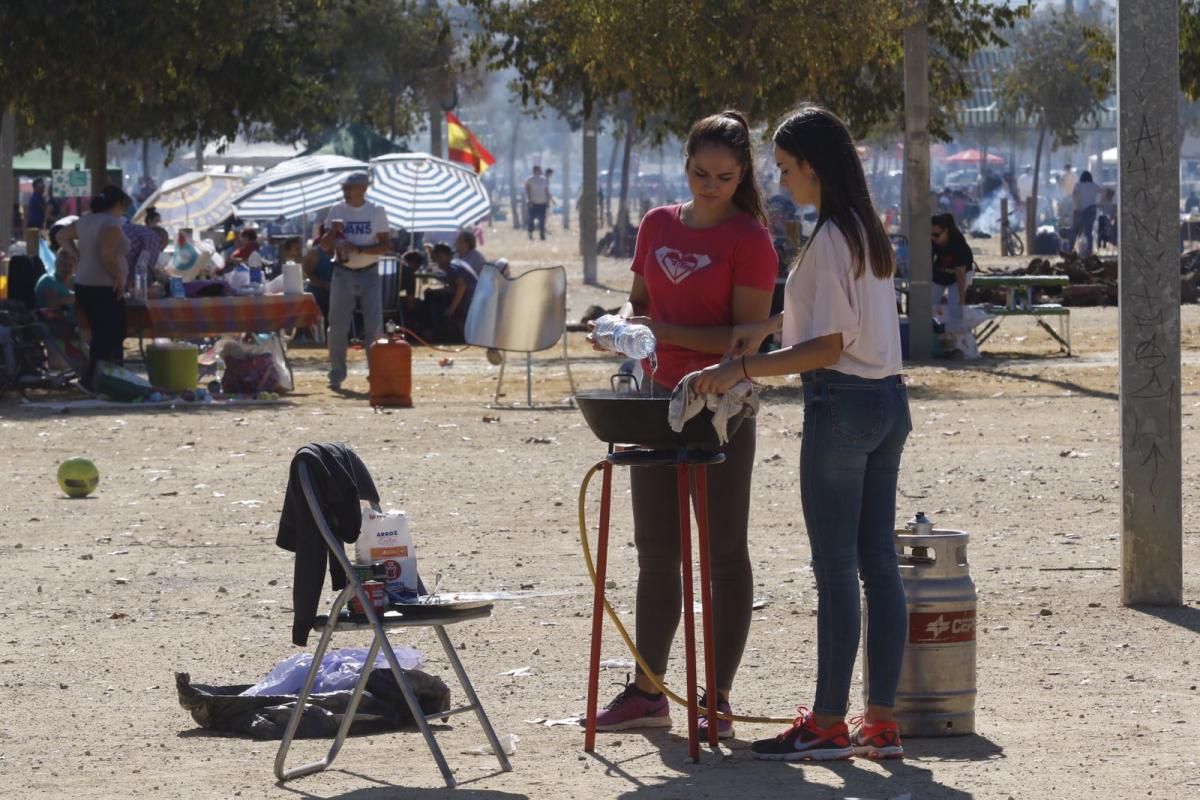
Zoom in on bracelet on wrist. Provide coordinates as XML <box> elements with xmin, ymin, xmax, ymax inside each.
<box><xmin>741</xmin><ymin>354</ymin><xmax>751</xmax><ymax>380</ymax></box>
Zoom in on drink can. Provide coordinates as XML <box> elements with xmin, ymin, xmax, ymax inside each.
<box><xmin>350</xmin><ymin>580</ymin><xmax>387</xmax><ymax>615</ymax></box>
<box><xmin>169</xmin><ymin>276</ymin><xmax>185</xmax><ymax>298</ymax></box>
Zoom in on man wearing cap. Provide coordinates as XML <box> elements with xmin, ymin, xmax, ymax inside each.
<box><xmin>319</xmin><ymin>172</ymin><xmax>391</xmax><ymax>391</ymax></box>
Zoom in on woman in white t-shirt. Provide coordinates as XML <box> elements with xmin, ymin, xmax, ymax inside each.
<box><xmin>693</xmin><ymin>105</ymin><xmax>910</xmax><ymax>762</ymax></box>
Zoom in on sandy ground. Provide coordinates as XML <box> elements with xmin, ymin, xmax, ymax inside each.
<box><xmin>2</xmin><ymin>217</ymin><xmax>1199</xmax><ymax>800</ymax></box>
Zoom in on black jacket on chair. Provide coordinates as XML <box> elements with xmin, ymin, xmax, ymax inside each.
<box><xmin>277</xmin><ymin>443</ymin><xmax>380</xmax><ymax>645</ymax></box>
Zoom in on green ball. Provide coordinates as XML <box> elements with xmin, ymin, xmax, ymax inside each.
<box><xmin>58</xmin><ymin>458</ymin><xmax>99</xmax><ymax>498</ymax></box>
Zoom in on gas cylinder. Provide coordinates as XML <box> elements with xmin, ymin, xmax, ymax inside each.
<box><xmin>863</xmin><ymin>513</ymin><xmax>977</xmax><ymax>737</ymax></box>
<box><xmin>368</xmin><ymin>330</ymin><xmax>413</xmax><ymax>408</ymax></box>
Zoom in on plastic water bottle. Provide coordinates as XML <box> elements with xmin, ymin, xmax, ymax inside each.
<box><xmin>592</xmin><ymin>314</ymin><xmax>656</xmax><ymax>359</ymax></box>
<box><xmin>133</xmin><ymin>250</ymin><xmax>151</xmax><ymax>302</ymax></box>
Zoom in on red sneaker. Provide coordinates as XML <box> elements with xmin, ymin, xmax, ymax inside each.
<box><xmin>750</xmin><ymin>707</ymin><xmax>853</xmax><ymax>761</ymax></box>
<box><xmin>850</xmin><ymin>716</ymin><xmax>905</xmax><ymax>759</ymax></box>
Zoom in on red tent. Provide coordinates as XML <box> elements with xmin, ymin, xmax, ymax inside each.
<box><xmin>943</xmin><ymin>149</ymin><xmax>1005</xmax><ymax>166</ymax></box>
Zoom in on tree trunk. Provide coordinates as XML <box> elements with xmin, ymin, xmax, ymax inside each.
<box><xmin>193</xmin><ymin>138</ymin><xmax>205</xmax><ymax>172</ymax></box>
<box><xmin>429</xmin><ymin>106</ymin><xmax>443</xmax><ymax>160</ymax></box>
<box><xmin>141</xmin><ymin>139</ymin><xmax>150</xmax><ymax>180</ymax></box>
<box><xmin>0</xmin><ymin>106</ymin><xmax>15</xmax><ymax>251</ymax></box>
<box><xmin>87</xmin><ymin>115</ymin><xmax>108</xmax><ymax>196</ymax></box>
<box><xmin>581</xmin><ymin>106</ymin><xmax>598</xmax><ymax>285</ymax></box>
<box><xmin>615</xmin><ymin>113</ymin><xmax>635</xmax><ymax>256</ymax></box>
<box><xmin>51</xmin><ymin>137</ymin><xmax>65</xmax><ymax>171</ymax></box>
<box><xmin>605</xmin><ymin>128</ymin><xmax>619</xmax><ymax>226</ymax></box>
<box><xmin>388</xmin><ymin>76</ymin><xmax>399</xmax><ymax>142</ymax></box>
<box><xmin>1026</xmin><ymin>125</ymin><xmax>1047</xmax><ymax>244</ymax></box>
<box><xmin>561</xmin><ymin>126</ymin><xmax>571</xmax><ymax>231</ymax></box>
<box><xmin>508</xmin><ymin>116</ymin><xmax>523</xmax><ymax>230</ymax></box>
<box><xmin>979</xmin><ymin>135</ymin><xmax>989</xmax><ymax>186</ymax></box>
<box><xmin>903</xmin><ymin>2</ymin><xmax>933</xmax><ymax>359</ymax></box>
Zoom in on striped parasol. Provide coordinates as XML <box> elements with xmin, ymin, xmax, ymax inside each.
<box><xmin>369</xmin><ymin>153</ymin><xmax>491</xmax><ymax>232</ymax></box>
<box><xmin>132</xmin><ymin>172</ymin><xmax>244</xmax><ymax>231</ymax></box>
<box><xmin>231</xmin><ymin>155</ymin><xmax>367</xmax><ymax>220</ymax></box>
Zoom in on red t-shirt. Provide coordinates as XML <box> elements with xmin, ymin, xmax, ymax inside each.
<box><xmin>631</xmin><ymin>204</ymin><xmax>777</xmax><ymax>388</ymax></box>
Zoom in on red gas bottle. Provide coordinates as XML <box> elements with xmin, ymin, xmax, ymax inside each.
<box><xmin>368</xmin><ymin>330</ymin><xmax>413</xmax><ymax>408</ymax></box>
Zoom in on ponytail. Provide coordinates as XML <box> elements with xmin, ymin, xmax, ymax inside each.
<box><xmin>685</xmin><ymin>110</ymin><xmax>767</xmax><ymax>226</ymax></box>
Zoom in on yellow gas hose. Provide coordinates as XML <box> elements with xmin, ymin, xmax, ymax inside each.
<box><xmin>578</xmin><ymin>460</ymin><xmax>792</xmax><ymax>725</ymax></box>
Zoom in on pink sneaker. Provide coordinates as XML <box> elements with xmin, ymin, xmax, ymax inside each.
<box><xmin>698</xmin><ymin>694</ymin><xmax>735</xmax><ymax>740</ymax></box>
<box><xmin>595</xmin><ymin>679</ymin><xmax>672</xmax><ymax>732</ymax></box>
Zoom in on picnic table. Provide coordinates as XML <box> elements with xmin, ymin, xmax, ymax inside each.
<box><xmin>970</xmin><ymin>274</ymin><xmax>1071</xmax><ymax>355</ymax></box>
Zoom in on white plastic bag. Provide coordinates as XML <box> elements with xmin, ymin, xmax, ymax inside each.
<box><xmin>239</xmin><ymin>645</ymin><xmax>423</xmax><ymax>697</ymax></box>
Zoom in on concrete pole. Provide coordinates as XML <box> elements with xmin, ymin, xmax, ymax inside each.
<box><xmin>904</xmin><ymin>1</ymin><xmax>933</xmax><ymax>359</ymax></box>
<box><xmin>581</xmin><ymin>108</ymin><xmax>599</xmax><ymax>285</ymax></box>
<box><xmin>0</xmin><ymin>108</ymin><xmax>15</xmax><ymax>249</ymax></box>
<box><xmin>1118</xmin><ymin>0</ymin><xmax>1182</xmax><ymax>606</ymax></box>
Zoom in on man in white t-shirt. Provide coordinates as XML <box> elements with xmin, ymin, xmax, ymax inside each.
<box><xmin>524</xmin><ymin>165</ymin><xmax>550</xmax><ymax>241</ymax></box>
<box><xmin>1058</xmin><ymin>164</ymin><xmax>1077</xmax><ymax>200</ymax></box>
<box><xmin>319</xmin><ymin>172</ymin><xmax>391</xmax><ymax>391</ymax></box>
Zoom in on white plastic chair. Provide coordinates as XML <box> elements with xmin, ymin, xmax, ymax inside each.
<box><xmin>464</xmin><ymin>264</ymin><xmax>577</xmax><ymax>407</ymax></box>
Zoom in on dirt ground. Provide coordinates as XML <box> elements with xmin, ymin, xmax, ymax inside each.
<box><xmin>2</xmin><ymin>217</ymin><xmax>1199</xmax><ymax>800</ymax></box>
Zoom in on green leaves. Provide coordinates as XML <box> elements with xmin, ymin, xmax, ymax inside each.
<box><xmin>995</xmin><ymin>6</ymin><xmax>1114</xmax><ymax>148</ymax></box>
<box><xmin>467</xmin><ymin>0</ymin><xmax>1023</xmax><ymax>142</ymax></box>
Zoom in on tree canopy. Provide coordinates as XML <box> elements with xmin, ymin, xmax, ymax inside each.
<box><xmin>466</xmin><ymin>0</ymin><xmax>1025</xmax><ymax>139</ymax></box>
<box><xmin>0</xmin><ymin>0</ymin><xmax>450</xmax><ymax>191</ymax></box>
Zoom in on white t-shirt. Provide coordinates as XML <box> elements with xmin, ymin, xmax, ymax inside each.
<box><xmin>782</xmin><ymin>220</ymin><xmax>902</xmax><ymax>379</ymax></box>
<box><xmin>1016</xmin><ymin>173</ymin><xmax>1033</xmax><ymax>202</ymax></box>
<box><xmin>323</xmin><ymin>200</ymin><xmax>390</xmax><ymax>249</ymax></box>
<box><xmin>525</xmin><ymin>175</ymin><xmax>549</xmax><ymax>204</ymax></box>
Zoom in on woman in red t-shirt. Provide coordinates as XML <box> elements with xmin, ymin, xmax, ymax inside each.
<box><xmin>593</xmin><ymin>111</ymin><xmax>777</xmax><ymax>740</ymax></box>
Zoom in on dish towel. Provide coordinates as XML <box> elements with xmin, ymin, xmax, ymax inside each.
<box><xmin>668</xmin><ymin>371</ymin><xmax>760</xmax><ymax>445</ymax></box>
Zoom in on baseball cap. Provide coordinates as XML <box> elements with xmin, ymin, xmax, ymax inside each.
<box><xmin>341</xmin><ymin>172</ymin><xmax>370</xmax><ymax>186</ymax></box>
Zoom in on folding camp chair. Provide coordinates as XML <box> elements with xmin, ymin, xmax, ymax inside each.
<box><xmin>274</xmin><ymin>461</ymin><xmax>512</xmax><ymax>787</ymax></box>
<box><xmin>463</xmin><ymin>264</ymin><xmax>577</xmax><ymax>408</ymax></box>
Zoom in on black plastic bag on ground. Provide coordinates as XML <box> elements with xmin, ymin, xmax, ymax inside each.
<box><xmin>176</xmin><ymin>668</ymin><xmax>451</xmax><ymax>740</ymax></box>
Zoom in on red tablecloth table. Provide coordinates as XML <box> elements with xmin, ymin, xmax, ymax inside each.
<box><xmin>125</xmin><ymin>295</ymin><xmax>320</xmax><ymax>338</ymax></box>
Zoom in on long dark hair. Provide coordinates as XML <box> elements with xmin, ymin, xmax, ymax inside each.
<box><xmin>90</xmin><ymin>185</ymin><xmax>131</xmax><ymax>214</ymax></box>
<box><xmin>685</xmin><ymin>110</ymin><xmax>767</xmax><ymax>226</ymax></box>
<box><xmin>773</xmin><ymin>105</ymin><xmax>893</xmax><ymax>279</ymax></box>
<box><xmin>931</xmin><ymin>212</ymin><xmax>968</xmax><ymax>252</ymax></box>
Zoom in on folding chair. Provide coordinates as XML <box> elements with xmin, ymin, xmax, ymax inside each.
<box><xmin>274</xmin><ymin>461</ymin><xmax>512</xmax><ymax>787</ymax></box>
<box><xmin>463</xmin><ymin>264</ymin><xmax>577</xmax><ymax>408</ymax></box>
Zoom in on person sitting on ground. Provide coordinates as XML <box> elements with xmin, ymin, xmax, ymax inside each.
<box><xmin>454</xmin><ymin>230</ymin><xmax>486</xmax><ymax>276</ymax></box>
<box><xmin>424</xmin><ymin>242</ymin><xmax>477</xmax><ymax>342</ymax></box>
<box><xmin>36</xmin><ymin>247</ymin><xmax>77</xmax><ymax>324</ymax></box>
<box><xmin>931</xmin><ymin>212</ymin><xmax>975</xmax><ymax>318</ymax></box>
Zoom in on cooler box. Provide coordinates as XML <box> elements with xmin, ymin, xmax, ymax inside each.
<box><xmin>146</xmin><ymin>342</ymin><xmax>199</xmax><ymax>393</ymax></box>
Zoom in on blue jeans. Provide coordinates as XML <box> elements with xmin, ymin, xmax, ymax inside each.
<box><xmin>800</xmin><ymin>369</ymin><xmax>911</xmax><ymax>715</ymax></box>
<box><xmin>327</xmin><ymin>264</ymin><xmax>382</xmax><ymax>385</ymax></box>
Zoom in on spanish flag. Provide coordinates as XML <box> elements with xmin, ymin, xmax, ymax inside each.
<box><xmin>446</xmin><ymin>112</ymin><xmax>496</xmax><ymax>175</ymax></box>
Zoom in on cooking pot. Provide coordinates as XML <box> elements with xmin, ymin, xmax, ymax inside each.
<box><xmin>574</xmin><ymin>390</ymin><xmax>745</xmax><ymax>450</ymax></box>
